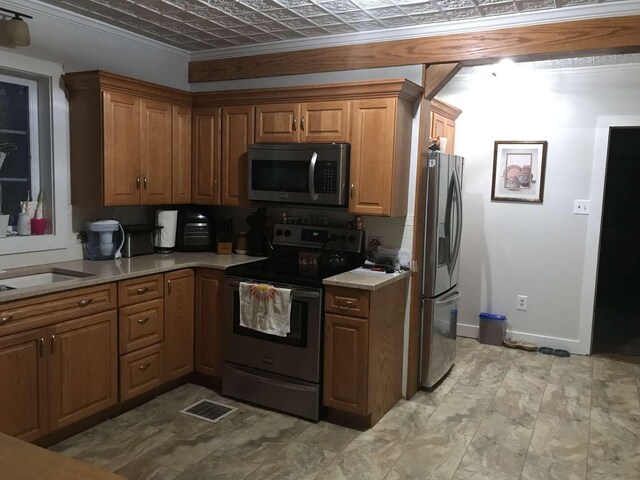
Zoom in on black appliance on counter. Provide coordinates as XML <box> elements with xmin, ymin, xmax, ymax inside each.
<box><xmin>122</xmin><ymin>224</ymin><xmax>158</xmax><ymax>257</ymax></box>
<box><xmin>175</xmin><ymin>207</ymin><xmax>213</xmax><ymax>252</ymax></box>
<box><xmin>223</xmin><ymin>223</ymin><xmax>364</xmax><ymax>421</ymax></box>
<box><xmin>246</xmin><ymin>208</ymin><xmax>272</xmax><ymax>257</ymax></box>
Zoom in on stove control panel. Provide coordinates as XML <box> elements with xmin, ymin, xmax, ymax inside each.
<box><xmin>273</xmin><ymin>223</ymin><xmax>363</xmax><ymax>253</ymax></box>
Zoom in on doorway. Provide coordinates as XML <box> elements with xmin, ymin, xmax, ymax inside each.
<box><xmin>592</xmin><ymin>127</ymin><xmax>640</xmax><ymax>361</ymax></box>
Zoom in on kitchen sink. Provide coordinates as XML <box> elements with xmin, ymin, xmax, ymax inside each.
<box><xmin>0</xmin><ymin>268</ymin><xmax>94</xmax><ymax>290</ymax></box>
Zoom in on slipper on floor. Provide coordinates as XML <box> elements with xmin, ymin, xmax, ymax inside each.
<box><xmin>504</xmin><ymin>339</ymin><xmax>538</xmax><ymax>351</ymax></box>
<box><xmin>538</xmin><ymin>346</ymin><xmax>571</xmax><ymax>357</ymax></box>
<box><xmin>538</xmin><ymin>347</ymin><xmax>555</xmax><ymax>355</ymax></box>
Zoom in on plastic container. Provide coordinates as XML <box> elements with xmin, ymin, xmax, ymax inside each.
<box><xmin>478</xmin><ymin>312</ymin><xmax>507</xmax><ymax>346</ymax></box>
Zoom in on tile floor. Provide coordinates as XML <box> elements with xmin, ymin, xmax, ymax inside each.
<box><xmin>51</xmin><ymin>338</ymin><xmax>640</xmax><ymax>480</ymax></box>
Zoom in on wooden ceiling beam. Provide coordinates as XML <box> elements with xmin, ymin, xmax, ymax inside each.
<box><xmin>423</xmin><ymin>63</ymin><xmax>463</xmax><ymax>100</ymax></box>
<box><xmin>189</xmin><ymin>15</ymin><xmax>640</xmax><ymax>83</ymax></box>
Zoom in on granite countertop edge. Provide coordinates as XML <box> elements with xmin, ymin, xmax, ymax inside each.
<box><xmin>323</xmin><ymin>269</ymin><xmax>410</xmax><ymax>291</ymax></box>
<box><xmin>0</xmin><ymin>252</ymin><xmax>263</xmax><ymax>303</ymax></box>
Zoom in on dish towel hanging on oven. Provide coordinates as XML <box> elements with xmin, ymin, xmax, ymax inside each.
<box><xmin>239</xmin><ymin>282</ymin><xmax>292</xmax><ymax>337</ymax></box>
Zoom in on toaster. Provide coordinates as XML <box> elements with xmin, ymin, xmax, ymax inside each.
<box><xmin>122</xmin><ymin>225</ymin><xmax>157</xmax><ymax>257</ymax></box>
<box><xmin>176</xmin><ymin>208</ymin><xmax>213</xmax><ymax>252</ymax></box>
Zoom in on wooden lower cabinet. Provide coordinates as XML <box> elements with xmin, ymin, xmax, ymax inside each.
<box><xmin>48</xmin><ymin>310</ymin><xmax>118</xmax><ymax>431</ymax></box>
<box><xmin>194</xmin><ymin>269</ymin><xmax>225</xmax><ymax>377</ymax></box>
<box><xmin>323</xmin><ymin>314</ymin><xmax>369</xmax><ymax>415</ymax></box>
<box><xmin>120</xmin><ymin>343</ymin><xmax>164</xmax><ymax>402</ymax></box>
<box><xmin>0</xmin><ymin>328</ymin><xmax>48</xmax><ymax>442</ymax></box>
<box><xmin>164</xmin><ymin>269</ymin><xmax>195</xmax><ymax>381</ymax></box>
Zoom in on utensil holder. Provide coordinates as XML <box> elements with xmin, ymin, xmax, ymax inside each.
<box><xmin>31</xmin><ymin>218</ymin><xmax>48</xmax><ymax>235</ymax></box>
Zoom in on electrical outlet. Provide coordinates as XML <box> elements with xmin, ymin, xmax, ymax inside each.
<box><xmin>517</xmin><ymin>295</ymin><xmax>528</xmax><ymax>311</ymax></box>
<box><xmin>405</xmin><ymin>216</ymin><xmax>414</xmax><ymax>226</ymax></box>
<box><xmin>573</xmin><ymin>200</ymin><xmax>590</xmax><ymax>215</ymax></box>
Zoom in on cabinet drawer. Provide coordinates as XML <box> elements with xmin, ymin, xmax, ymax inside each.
<box><xmin>118</xmin><ymin>275</ymin><xmax>163</xmax><ymax>306</ymax></box>
<box><xmin>119</xmin><ymin>299</ymin><xmax>164</xmax><ymax>354</ymax></box>
<box><xmin>325</xmin><ymin>287</ymin><xmax>370</xmax><ymax>318</ymax></box>
<box><xmin>120</xmin><ymin>343</ymin><xmax>164</xmax><ymax>401</ymax></box>
<box><xmin>0</xmin><ymin>283</ymin><xmax>117</xmax><ymax>337</ymax></box>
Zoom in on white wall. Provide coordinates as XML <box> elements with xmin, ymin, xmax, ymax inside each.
<box><xmin>438</xmin><ymin>62</ymin><xmax>640</xmax><ymax>354</ymax></box>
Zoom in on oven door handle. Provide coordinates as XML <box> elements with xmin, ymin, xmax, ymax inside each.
<box><xmin>308</xmin><ymin>152</ymin><xmax>318</xmax><ymax>202</ymax></box>
<box><xmin>227</xmin><ymin>280</ymin><xmax>321</xmax><ymax>299</ymax></box>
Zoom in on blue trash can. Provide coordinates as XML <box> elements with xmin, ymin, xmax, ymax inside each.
<box><xmin>479</xmin><ymin>312</ymin><xmax>507</xmax><ymax>346</ymax></box>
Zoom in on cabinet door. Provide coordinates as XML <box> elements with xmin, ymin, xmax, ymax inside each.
<box><xmin>255</xmin><ymin>103</ymin><xmax>299</xmax><ymax>143</ymax></box>
<box><xmin>140</xmin><ymin>99</ymin><xmax>173</xmax><ymax>205</ymax></box>
<box><xmin>430</xmin><ymin>111</ymin><xmax>456</xmax><ymax>155</ymax></box>
<box><xmin>349</xmin><ymin>98</ymin><xmax>396</xmax><ymax>216</ymax></box>
<box><xmin>0</xmin><ymin>328</ymin><xmax>48</xmax><ymax>442</ymax></box>
<box><xmin>103</xmin><ymin>91</ymin><xmax>140</xmax><ymax>206</ymax></box>
<box><xmin>48</xmin><ymin>311</ymin><xmax>117</xmax><ymax>431</ymax></box>
<box><xmin>323</xmin><ymin>313</ymin><xmax>369</xmax><ymax>415</ymax></box>
<box><xmin>194</xmin><ymin>269</ymin><xmax>225</xmax><ymax>377</ymax></box>
<box><xmin>192</xmin><ymin>107</ymin><xmax>221</xmax><ymax>204</ymax></box>
<box><xmin>164</xmin><ymin>269</ymin><xmax>195</xmax><ymax>381</ymax></box>
<box><xmin>300</xmin><ymin>101</ymin><xmax>350</xmax><ymax>143</ymax></box>
<box><xmin>221</xmin><ymin>105</ymin><xmax>253</xmax><ymax>206</ymax></box>
<box><xmin>172</xmin><ymin>105</ymin><xmax>192</xmax><ymax>204</ymax></box>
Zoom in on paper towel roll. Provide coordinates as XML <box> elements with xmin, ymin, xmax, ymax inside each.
<box><xmin>155</xmin><ymin>210</ymin><xmax>178</xmax><ymax>252</ymax></box>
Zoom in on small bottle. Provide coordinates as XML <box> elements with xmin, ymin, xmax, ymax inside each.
<box><xmin>355</xmin><ymin>216</ymin><xmax>363</xmax><ymax>230</ymax></box>
<box><xmin>18</xmin><ymin>212</ymin><xmax>31</xmax><ymax>236</ymax></box>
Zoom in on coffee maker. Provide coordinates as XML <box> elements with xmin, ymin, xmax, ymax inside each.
<box><xmin>246</xmin><ymin>208</ymin><xmax>272</xmax><ymax>256</ymax></box>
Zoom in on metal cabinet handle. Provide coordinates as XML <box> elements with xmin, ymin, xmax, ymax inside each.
<box><xmin>77</xmin><ymin>298</ymin><xmax>92</xmax><ymax>307</ymax></box>
<box><xmin>143</xmin><ymin>177</ymin><xmax>148</xmax><ymax>190</ymax></box>
<box><xmin>337</xmin><ymin>300</ymin><xmax>354</xmax><ymax>309</ymax></box>
<box><xmin>51</xmin><ymin>335</ymin><xmax>56</xmax><ymax>354</ymax></box>
<box><xmin>136</xmin><ymin>287</ymin><xmax>149</xmax><ymax>295</ymax></box>
<box><xmin>39</xmin><ymin>338</ymin><xmax>44</xmax><ymax>357</ymax></box>
<box><xmin>301</xmin><ymin>115</ymin><xmax>305</xmax><ymax>131</ymax></box>
<box><xmin>292</xmin><ymin>117</ymin><xmax>297</xmax><ymax>131</ymax></box>
<box><xmin>350</xmin><ymin>184</ymin><xmax>355</xmax><ymax>199</ymax></box>
<box><xmin>0</xmin><ymin>315</ymin><xmax>13</xmax><ymax>325</ymax></box>
<box><xmin>167</xmin><ymin>279</ymin><xmax>172</xmax><ymax>295</ymax></box>
<box><xmin>138</xmin><ymin>363</ymin><xmax>150</xmax><ymax>371</ymax></box>
<box><xmin>136</xmin><ymin>176</ymin><xmax>141</xmax><ymax>189</ymax></box>
<box><xmin>137</xmin><ymin>317</ymin><xmax>150</xmax><ymax>325</ymax></box>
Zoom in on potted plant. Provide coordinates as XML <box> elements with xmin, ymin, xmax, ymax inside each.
<box><xmin>0</xmin><ymin>142</ymin><xmax>16</xmax><ymax>237</ymax></box>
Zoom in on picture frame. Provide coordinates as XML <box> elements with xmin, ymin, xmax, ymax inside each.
<box><xmin>491</xmin><ymin>140</ymin><xmax>548</xmax><ymax>203</ymax></box>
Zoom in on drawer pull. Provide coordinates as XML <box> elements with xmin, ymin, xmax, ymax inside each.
<box><xmin>0</xmin><ymin>315</ymin><xmax>13</xmax><ymax>324</ymax></box>
<box><xmin>138</xmin><ymin>363</ymin><xmax>151</xmax><ymax>371</ymax></box>
<box><xmin>337</xmin><ymin>300</ymin><xmax>354</xmax><ymax>309</ymax></box>
<box><xmin>77</xmin><ymin>298</ymin><xmax>93</xmax><ymax>307</ymax></box>
<box><xmin>39</xmin><ymin>338</ymin><xmax>44</xmax><ymax>357</ymax></box>
<box><xmin>137</xmin><ymin>317</ymin><xmax>150</xmax><ymax>325</ymax></box>
<box><xmin>136</xmin><ymin>287</ymin><xmax>149</xmax><ymax>295</ymax></box>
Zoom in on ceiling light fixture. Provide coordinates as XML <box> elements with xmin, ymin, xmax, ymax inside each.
<box><xmin>0</xmin><ymin>7</ymin><xmax>32</xmax><ymax>48</ymax></box>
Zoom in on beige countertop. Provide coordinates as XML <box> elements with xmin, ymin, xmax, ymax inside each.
<box><xmin>323</xmin><ymin>267</ymin><xmax>410</xmax><ymax>291</ymax></box>
<box><xmin>0</xmin><ymin>252</ymin><xmax>262</xmax><ymax>303</ymax></box>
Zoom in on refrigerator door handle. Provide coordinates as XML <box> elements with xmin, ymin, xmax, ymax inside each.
<box><xmin>450</xmin><ymin>166</ymin><xmax>463</xmax><ymax>274</ymax></box>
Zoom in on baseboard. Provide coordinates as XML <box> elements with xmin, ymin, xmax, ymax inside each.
<box><xmin>456</xmin><ymin>323</ymin><xmax>584</xmax><ymax>354</ymax></box>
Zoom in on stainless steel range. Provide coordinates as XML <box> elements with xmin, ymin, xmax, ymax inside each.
<box><xmin>223</xmin><ymin>223</ymin><xmax>364</xmax><ymax>421</ymax></box>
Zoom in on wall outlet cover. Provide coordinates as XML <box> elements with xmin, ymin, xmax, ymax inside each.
<box><xmin>573</xmin><ymin>199</ymin><xmax>590</xmax><ymax>215</ymax></box>
<box><xmin>517</xmin><ymin>295</ymin><xmax>528</xmax><ymax>311</ymax></box>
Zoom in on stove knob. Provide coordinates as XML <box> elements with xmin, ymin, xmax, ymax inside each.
<box><xmin>339</xmin><ymin>234</ymin><xmax>346</xmax><ymax>242</ymax></box>
<box><xmin>284</xmin><ymin>230</ymin><xmax>291</xmax><ymax>237</ymax></box>
<box><xmin>329</xmin><ymin>234</ymin><xmax>338</xmax><ymax>241</ymax></box>
<box><xmin>276</xmin><ymin>229</ymin><xmax>283</xmax><ymax>236</ymax></box>
<box><xmin>348</xmin><ymin>235</ymin><xmax>355</xmax><ymax>243</ymax></box>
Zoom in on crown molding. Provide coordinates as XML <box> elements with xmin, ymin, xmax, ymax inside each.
<box><xmin>4</xmin><ymin>0</ymin><xmax>190</xmax><ymax>61</ymax></box>
<box><xmin>190</xmin><ymin>1</ymin><xmax>640</xmax><ymax>61</ymax></box>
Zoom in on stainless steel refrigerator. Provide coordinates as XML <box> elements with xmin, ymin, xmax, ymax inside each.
<box><xmin>420</xmin><ymin>150</ymin><xmax>464</xmax><ymax>388</ymax></box>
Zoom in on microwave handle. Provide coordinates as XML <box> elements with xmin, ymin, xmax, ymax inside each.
<box><xmin>308</xmin><ymin>152</ymin><xmax>318</xmax><ymax>202</ymax></box>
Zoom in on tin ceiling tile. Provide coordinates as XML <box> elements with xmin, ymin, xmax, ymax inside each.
<box><xmin>239</xmin><ymin>0</ymin><xmax>283</xmax><ymax>8</ymax></box>
<box><xmin>307</xmin><ymin>14</ymin><xmax>341</xmax><ymax>25</ymax></box>
<box><xmin>445</xmin><ymin>6</ymin><xmax>483</xmax><ymax>18</ymax></box>
<box><xmin>322</xmin><ymin>23</ymin><xmax>358</xmax><ymax>33</ymax></box>
<box><xmin>435</xmin><ymin>0</ymin><xmax>478</xmax><ymax>8</ymax></box>
<box><xmin>274</xmin><ymin>0</ymin><xmax>314</xmax><ymax>6</ymax></box>
<box><xmin>264</xmin><ymin>8</ymin><xmax>304</xmax><ymax>19</ymax></box>
<box><xmin>399</xmin><ymin>2</ymin><xmax>440</xmax><ymax>14</ymax></box>
<box><xmin>380</xmin><ymin>15</ymin><xmax>421</xmax><ymax>27</ymax></box>
<box><xmin>235</xmin><ymin>11</ymin><xmax>274</xmax><ymax>22</ymax></box>
<box><xmin>291</xmin><ymin>4</ymin><xmax>331</xmax><ymax>15</ymax></box>
<box><xmin>516</xmin><ymin>0</ymin><xmax>557</xmax><ymax>9</ymax></box>
<box><xmin>338</xmin><ymin>10</ymin><xmax>374</xmax><ymax>21</ymax></box>
<box><xmin>350</xmin><ymin>19</ymin><xmax>387</xmax><ymax>30</ymax></box>
<box><xmin>352</xmin><ymin>0</ymin><xmax>395</xmax><ymax>7</ymax></box>
<box><xmin>317</xmin><ymin>0</ymin><xmax>361</xmax><ymax>13</ymax></box>
<box><xmin>367</xmin><ymin>6</ymin><xmax>405</xmax><ymax>17</ymax></box>
<box><xmin>255</xmin><ymin>21</ymin><xmax>290</xmax><ymax>32</ymax></box>
<box><xmin>478</xmin><ymin>2</ymin><xmax>518</xmax><ymax>15</ymax></box>
<box><xmin>296</xmin><ymin>26</ymin><xmax>332</xmax><ymax>36</ymax></box>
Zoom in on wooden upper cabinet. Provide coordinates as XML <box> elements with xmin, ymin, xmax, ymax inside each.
<box><xmin>164</xmin><ymin>269</ymin><xmax>195</xmax><ymax>381</ymax></box>
<box><xmin>194</xmin><ymin>269</ymin><xmax>225</xmax><ymax>377</ymax></box>
<box><xmin>430</xmin><ymin>98</ymin><xmax>461</xmax><ymax>155</ymax></box>
<box><xmin>300</xmin><ymin>101</ymin><xmax>350</xmax><ymax>143</ymax></box>
<box><xmin>140</xmin><ymin>99</ymin><xmax>173</xmax><ymax>205</ymax></box>
<box><xmin>172</xmin><ymin>105</ymin><xmax>192</xmax><ymax>204</ymax></box>
<box><xmin>221</xmin><ymin>106</ymin><xmax>253</xmax><ymax>206</ymax></box>
<box><xmin>0</xmin><ymin>328</ymin><xmax>48</xmax><ymax>442</ymax></box>
<box><xmin>255</xmin><ymin>103</ymin><xmax>298</xmax><ymax>143</ymax></box>
<box><xmin>192</xmin><ymin>107</ymin><xmax>221</xmax><ymax>205</ymax></box>
<box><xmin>103</xmin><ymin>91</ymin><xmax>140</xmax><ymax>206</ymax></box>
<box><xmin>48</xmin><ymin>311</ymin><xmax>118</xmax><ymax>431</ymax></box>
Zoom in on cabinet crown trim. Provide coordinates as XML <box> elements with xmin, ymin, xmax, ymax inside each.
<box><xmin>194</xmin><ymin>78</ymin><xmax>423</xmax><ymax>107</ymax></box>
<box><xmin>430</xmin><ymin>97</ymin><xmax>462</xmax><ymax>120</ymax></box>
<box><xmin>64</xmin><ymin>70</ymin><xmax>192</xmax><ymax>105</ymax></box>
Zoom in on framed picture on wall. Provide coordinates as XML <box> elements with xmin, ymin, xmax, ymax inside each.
<box><xmin>491</xmin><ymin>140</ymin><xmax>548</xmax><ymax>203</ymax></box>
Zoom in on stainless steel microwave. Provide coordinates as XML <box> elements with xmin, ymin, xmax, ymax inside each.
<box><xmin>248</xmin><ymin>143</ymin><xmax>349</xmax><ymax>207</ymax></box>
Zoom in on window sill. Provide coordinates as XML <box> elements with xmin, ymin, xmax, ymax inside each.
<box><xmin>0</xmin><ymin>233</ymin><xmax>68</xmax><ymax>255</ymax></box>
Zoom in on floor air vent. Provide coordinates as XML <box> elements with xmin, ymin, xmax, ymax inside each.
<box><xmin>180</xmin><ymin>399</ymin><xmax>237</xmax><ymax>424</ymax></box>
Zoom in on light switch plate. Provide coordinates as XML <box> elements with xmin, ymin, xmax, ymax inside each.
<box><xmin>573</xmin><ymin>200</ymin><xmax>590</xmax><ymax>215</ymax></box>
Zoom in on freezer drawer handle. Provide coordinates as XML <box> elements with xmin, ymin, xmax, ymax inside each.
<box><xmin>436</xmin><ymin>292</ymin><xmax>461</xmax><ymax>305</ymax></box>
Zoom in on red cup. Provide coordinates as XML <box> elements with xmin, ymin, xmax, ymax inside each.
<box><xmin>31</xmin><ymin>218</ymin><xmax>47</xmax><ymax>235</ymax></box>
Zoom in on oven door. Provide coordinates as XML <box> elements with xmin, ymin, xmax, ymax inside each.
<box><xmin>224</xmin><ymin>276</ymin><xmax>323</xmax><ymax>383</ymax></box>
<box><xmin>248</xmin><ymin>143</ymin><xmax>349</xmax><ymax>206</ymax></box>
